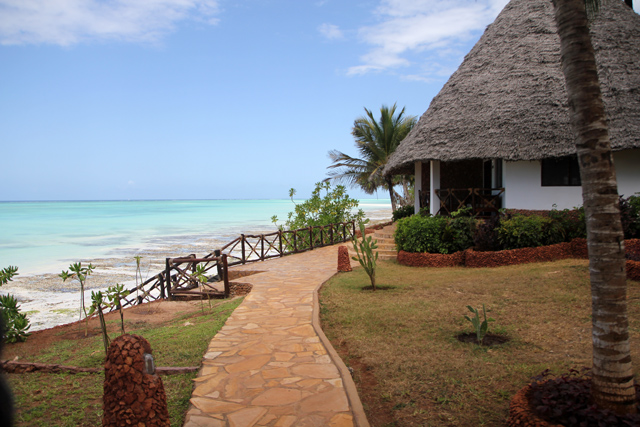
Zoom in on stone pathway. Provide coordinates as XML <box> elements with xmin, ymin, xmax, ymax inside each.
<box><xmin>183</xmin><ymin>245</ymin><xmax>369</xmax><ymax>427</ymax></box>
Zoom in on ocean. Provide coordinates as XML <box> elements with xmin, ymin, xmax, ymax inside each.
<box><xmin>0</xmin><ymin>199</ymin><xmax>391</xmax><ymax>330</ymax></box>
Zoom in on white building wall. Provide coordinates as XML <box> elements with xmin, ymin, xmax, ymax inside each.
<box><xmin>504</xmin><ymin>161</ymin><xmax>583</xmax><ymax>210</ymax></box>
<box><xmin>503</xmin><ymin>149</ymin><xmax>640</xmax><ymax>210</ymax></box>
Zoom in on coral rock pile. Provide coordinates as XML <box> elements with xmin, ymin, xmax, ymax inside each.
<box><xmin>103</xmin><ymin>334</ymin><xmax>169</xmax><ymax>427</ymax></box>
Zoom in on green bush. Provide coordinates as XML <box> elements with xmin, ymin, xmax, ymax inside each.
<box><xmin>548</xmin><ymin>207</ymin><xmax>586</xmax><ymax>241</ymax></box>
<box><xmin>620</xmin><ymin>193</ymin><xmax>640</xmax><ymax>239</ymax></box>
<box><xmin>442</xmin><ymin>215</ymin><xmax>478</xmax><ymax>254</ymax></box>
<box><xmin>392</xmin><ymin>205</ymin><xmax>414</xmax><ymax>221</ymax></box>
<box><xmin>1</xmin><ymin>266</ymin><xmax>31</xmax><ymax>343</ymax></box>
<box><xmin>272</xmin><ymin>182</ymin><xmax>365</xmax><ymax>250</ymax></box>
<box><xmin>496</xmin><ymin>214</ymin><xmax>565</xmax><ymax>250</ymax></box>
<box><xmin>395</xmin><ymin>209</ymin><xmax>477</xmax><ymax>254</ymax></box>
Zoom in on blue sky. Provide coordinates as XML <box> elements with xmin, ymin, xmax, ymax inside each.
<box><xmin>3</xmin><ymin>0</ymin><xmax>632</xmax><ymax>201</ymax></box>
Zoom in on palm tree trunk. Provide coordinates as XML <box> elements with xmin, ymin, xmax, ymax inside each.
<box><xmin>386</xmin><ymin>177</ymin><xmax>396</xmax><ymax>211</ymax></box>
<box><xmin>553</xmin><ymin>0</ymin><xmax>635</xmax><ymax>414</ymax></box>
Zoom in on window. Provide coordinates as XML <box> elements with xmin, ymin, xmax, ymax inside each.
<box><xmin>541</xmin><ymin>155</ymin><xmax>581</xmax><ymax>186</ymax></box>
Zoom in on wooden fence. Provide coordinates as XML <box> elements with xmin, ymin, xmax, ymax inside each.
<box><xmin>418</xmin><ymin>188</ymin><xmax>504</xmax><ymax>217</ymax></box>
<box><xmin>117</xmin><ymin>221</ymin><xmax>356</xmax><ymax>309</ymax></box>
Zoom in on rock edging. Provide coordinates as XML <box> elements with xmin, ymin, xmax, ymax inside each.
<box><xmin>397</xmin><ymin>238</ymin><xmax>640</xmax><ymax>281</ymax></box>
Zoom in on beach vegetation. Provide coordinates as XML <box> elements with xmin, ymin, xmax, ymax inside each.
<box><xmin>351</xmin><ymin>220</ymin><xmax>379</xmax><ymax>290</ymax></box>
<box><xmin>272</xmin><ymin>182</ymin><xmax>365</xmax><ymax>250</ymax></box>
<box><xmin>325</xmin><ymin>103</ymin><xmax>417</xmax><ymax>211</ymax></box>
<box><xmin>87</xmin><ymin>291</ymin><xmax>110</xmax><ymax>355</ymax></box>
<box><xmin>105</xmin><ymin>284</ymin><xmax>129</xmax><ymax>335</ymax></box>
<box><xmin>59</xmin><ymin>262</ymin><xmax>95</xmax><ymax>337</ymax></box>
<box><xmin>0</xmin><ymin>266</ymin><xmax>31</xmax><ymax>343</ymax></box>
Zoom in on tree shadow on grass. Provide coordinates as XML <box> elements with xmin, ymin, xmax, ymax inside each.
<box><xmin>361</xmin><ymin>285</ymin><xmax>397</xmax><ymax>291</ymax></box>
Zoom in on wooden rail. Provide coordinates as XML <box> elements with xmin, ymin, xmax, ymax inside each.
<box><xmin>419</xmin><ymin>188</ymin><xmax>504</xmax><ymax>217</ymax></box>
<box><xmin>115</xmin><ymin>220</ymin><xmax>356</xmax><ymax>309</ymax></box>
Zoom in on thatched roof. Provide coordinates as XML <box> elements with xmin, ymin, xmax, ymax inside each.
<box><xmin>384</xmin><ymin>0</ymin><xmax>640</xmax><ymax>176</ymax></box>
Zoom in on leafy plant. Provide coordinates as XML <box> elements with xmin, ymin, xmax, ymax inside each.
<box><xmin>351</xmin><ymin>220</ymin><xmax>379</xmax><ymax>290</ymax></box>
<box><xmin>548</xmin><ymin>206</ymin><xmax>586</xmax><ymax>241</ymax></box>
<box><xmin>106</xmin><ymin>284</ymin><xmax>130</xmax><ymax>335</ymax></box>
<box><xmin>0</xmin><ymin>266</ymin><xmax>31</xmax><ymax>343</ymax></box>
<box><xmin>59</xmin><ymin>262</ymin><xmax>95</xmax><ymax>336</ymax></box>
<box><xmin>392</xmin><ymin>204</ymin><xmax>414</xmax><ymax>221</ymax></box>
<box><xmin>474</xmin><ymin>214</ymin><xmax>502</xmax><ymax>251</ymax></box>
<box><xmin>192</xmin><ymin>264</ymin><xmax>212</xmax><ymax>312</ymax></box>
<box><xmin>619</xmin><ymin>193</ymin><xmax>640</xmax><ymax>239</ymax></box>
<box><xmin>0</xmin><ymin>265</ymin><xmax>18</xmax><ymax>286</ymax></box>
<box><xmin>496</xmin><ymin>214</ymin><xmax>565</xmax><ymax>249</ymax></box>
<box><xmin>529</xmin><ymin>368</ymin><xmax>640</xmax><ymax>426</ymax></box>
<box><xmin>394</xmin><ymin>209</ymin><xmax>476</xmax><ymax>254</ymax></box>
<box><xmin>464</xmin><ymin>304</ymin><xmax>494</xmax><ymax>344</ymax></box>
<box><xmin>394</xmin><ymin>214</ymin><xmax>447</xmax><ymax>253</ymax></box>
<box><xmin>87</xmin><ymin>291</ymin><xmax>110</xmax><ymax>355</ymax></box>
<box><xmin>272</xmin><ymin>182</ymin><xmax>365</xmax><ymax>250</ymax></box>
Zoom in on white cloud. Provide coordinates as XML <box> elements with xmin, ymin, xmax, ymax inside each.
<box><xmin>318</xmin><ymin>23</ymin><xmax>344</xmax><ymax>40</ymax></box>
<box><xmin>347</xmin><ymin>0</ymin><xmax>509</xmax><ymax>77</ymax></box>
<box><xmin>0</xmin><ymin>0</ymin><xmax>221</xmax><ymax>46</ymax></box>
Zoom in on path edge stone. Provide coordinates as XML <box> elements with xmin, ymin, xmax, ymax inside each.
<box><xmin>313</xmin><ymin>275</ymin><xmax>371</xmax><ymax>427</ymax></box>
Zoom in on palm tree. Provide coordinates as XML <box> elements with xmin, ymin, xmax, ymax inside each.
<box><xmin>553</xmin><ymin>0</ymin><xmax>635</xmax><ymax>414</ymax></box>
<box><xmin>326</xmin><ymin>104</ymin><xmax>417</xmax><ymax>211</ymax></box>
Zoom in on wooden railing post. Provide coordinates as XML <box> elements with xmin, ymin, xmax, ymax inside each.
<box><xmin>320</xmin><ymin>226</ymin><xmax>324</xmax><ymax>247</ymax></box>
<box><xmin>351</xmin><ymin>220</ymin><xmax>356</xmax><ymax>239</ymax></box>
<box><xmin>215</xmin><ymin>249</ymin><xmax>222</xmax><ymax>279</ymax></box>
<box><xmin>342</xmin><ymin>222</ymin><xmax>346</xmax><ymax>242</ymax></box>
<box><xmin>329</xmin><ymin>224</ymin><xmax>334</xmax><ymax>245</ymax></box>
<box><xmin>278</xmin><ymin>230</ymin><xmax>283</xmax><ymax>257</ymax></box>
<box><xmin>241</xmin><ymin>234</ymin><xmax>246</xmax><ymax>264</ymax></box>
<box><xmin>309</xmin><ymin>227</ymin><xmax>314</xmax><ymax>250</ymax></box>
<box><xmin>293</xmin><ymin>230</ymin><xmax>298</xmax><ymax>253</ymax></box>
<box><xmin>222</xmin><ymin>254</ymin><xmax>230</xmax><ymax>298</ymax></box>
<box><xmin>164</xmin><ymin>258</ymin><xmax>171</xmax><ymax>301</ymax></box>
<box><xmin>261</xmin><ymin>234</ymin><xmax>265</xmax><ymax>261</ymax></box>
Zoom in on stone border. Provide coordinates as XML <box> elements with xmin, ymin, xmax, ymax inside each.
<box><xmin>313</xmin><ymin>277</ymin><xmax>371</xmax><ymax>427</ymax></box>
<box><xmin>508</xmin><ymin>384</ymin><xmax>560</xmax><ymax>427</ymax></box>
<box><xmin>397</xmin><ymin>238</ymin><xmax>640</xmax><ymax>281</ymax></box>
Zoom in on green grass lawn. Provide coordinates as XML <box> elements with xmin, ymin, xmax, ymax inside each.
<box><xmin>320</xmin><ymin>260</ymin><xmax>640</xmax><ymax>427</ymax></box>
<box><xmin>7</xmin><ymin>298</ymin><xmax>242</xmax><ymax>427</ymax></box>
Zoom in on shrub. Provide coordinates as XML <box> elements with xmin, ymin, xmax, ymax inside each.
<box><xmin>392</xmin><ymin>204</ymin><xmax>414</xmax><ymax>221</ymax></box>
<box><xmin>0</xmin><ymin>266</ymin><xmax>31</xmax><ymax>343</ymax></box>
<box><xmin>441</xmin><ymin>208</ymin><xmax>477</xmax><ymax>254</ymax></box>
<box><xmin>474</xmin><ymin>214</ymin><xmax>502</xmax><ymax>252</ymax></box>
<box><xmin>395</xmin><ymin>209</ymin><xmax>476</xmax><ymax>254</ymax></box>
<box><xmin>497</xmin><ymin>214</ymin><xmax>565</xmax><ymax>250</ymax></box>
<box><xmin>272</xmin><ymin>182</ymin><xmax>365</xmax><ymax>250</ymax></box>
<box><xmin>620</xmin><ymin>193</ymin><xmax>640</xmax><ymax>239</ymax></box>
<box><xmin>395</xmin><ymin>215</ymin><xmax>448</xmax><ymax>254</ymax></box>
<box><xmin>548</xmin><ymin>206</ymin><xmax>586</xmax><ymax>241</ymax></box>
<box><xmin>529</xmin><ymin>368</ymin><xmax>640</xmax><ymax>427</ymax></box>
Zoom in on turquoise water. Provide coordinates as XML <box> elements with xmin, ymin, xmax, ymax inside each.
<box><xmin>0</xmin><ymin>199</ymin><xmax>391</xmax><ymax>275</ymax></box>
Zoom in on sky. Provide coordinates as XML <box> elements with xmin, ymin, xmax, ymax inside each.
<box><xmin>2</xmin><ymin>0</ymin><xmax>634</xmax><ymax>201</ymax></box>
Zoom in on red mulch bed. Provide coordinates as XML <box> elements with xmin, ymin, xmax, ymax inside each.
<box><xmin>397</xmin><ymin>238</ymin><xmax>640</xmax><ymax>281</ymax></box>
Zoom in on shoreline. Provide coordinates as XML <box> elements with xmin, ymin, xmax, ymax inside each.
<box><xmin>3</xmin><ymin>210</ymin><xmax>392</xmax><ymax>332</ymax></box>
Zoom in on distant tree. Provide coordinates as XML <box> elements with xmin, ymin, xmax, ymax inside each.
<box><xmin>326</xmin><ymin>104</ymin><xmax>417</xmax><ymax>211</ymax></box>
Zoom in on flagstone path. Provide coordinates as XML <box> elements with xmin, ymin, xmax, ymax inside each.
<box><xmin>183</xmin><ymin>244</ymin><xmax>370</xmax><ymax>427</ymax></box>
